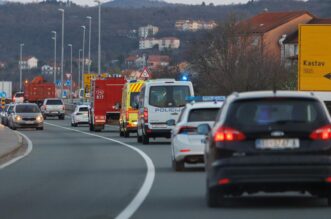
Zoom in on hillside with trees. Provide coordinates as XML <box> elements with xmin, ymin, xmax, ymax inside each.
<box><xmin>0</xmin><ymin>0</ymin><xmax>330</xmax><ymax>84</ymax></box>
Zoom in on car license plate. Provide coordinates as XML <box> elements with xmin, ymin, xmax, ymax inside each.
<box><xmin>51</xmin><ymin>111</ymin><xmax>58</xmax><ymax>114</ymax></box>
<box><xmin>256</xmin><ymin>139</ymin><xmax>300</xmax><ymax>150</ymax></box>
<box><xmin>25</xmin><ymin>121</ymin><xmax>34</xmax><ymax>124</ymax></box>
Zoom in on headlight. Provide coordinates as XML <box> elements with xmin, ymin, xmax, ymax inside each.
<box><xmin>15</xmin><ymin>115</ymin><xmax>22</xmax><ymax>121</ymax></box>
<box><xmin>36</xmin><ymin>115</ymin><xmax>43</xmax><ymax>123</ymax></box>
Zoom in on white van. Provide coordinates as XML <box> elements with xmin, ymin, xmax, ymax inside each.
<box><xmin>137</xmin><ymin>79</ymin><xmax>194</xmax><ymax>144</ymax></box>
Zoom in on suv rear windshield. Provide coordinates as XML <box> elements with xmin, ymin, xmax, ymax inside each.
<box><xmin>16</xmin><ymin>105</ymin><xmax>40</xmax><ymax>113</ymax></box>
<box><xmin>149</xmin><ymin>86</ymin><xmax>190</xmax><ymax>108</ymax></box>
<box><xmin>46</xmin><ymin>99</ymin><xmax>63</xmax><ymax>105</ymax></box>
<box><xmin>188</xmin><ymin>108</ymin><xmax>220</xmax><ymax>122</ymax></box>
<box><xmin>15</xmin><ymin>93</ymin><xmax>24</xmax><ymax>98</ymax></box>
<box><xmin>79</xmin><ymin>107</ymin><xmax>89</xmax><ymax>112</ymax></box>
<box><xmin>226</xmin><ymin>98</ymin><xmax>328</xmax><ymax>129</ymax></box>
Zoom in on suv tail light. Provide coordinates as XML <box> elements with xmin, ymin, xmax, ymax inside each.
<box><xmin>143</xmin><ymin>108</ymin><xmax>148</xmax><ymax>123</ymax></box>
<box><xmin>62</xmin><ymin>105</ymin><xmax>65</xmax><ymax>111</ymax></box>
<box><xmin>214</xmin><ymin>127</ymin><xmax>246</xmax><ymax>142</ymax></box>
<box><xmin>310</xmin><ymin>124</ymin><xmax>331</xmax><ymax>140</ymax></box>
<box><xmin>178</xmin><ymin>126</ymin><xmax>197</xmax><ymax>135</ymax></box>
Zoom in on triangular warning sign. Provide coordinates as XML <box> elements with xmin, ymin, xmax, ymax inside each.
<box><xmin>139</xmin><ymin>68</ymin><xmax>151</xmax><ymax>79</ymax></box>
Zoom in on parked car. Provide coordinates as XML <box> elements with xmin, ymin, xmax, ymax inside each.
<box><xmin>71</xmin><ymin>105</ymin><xmax>90</xmax><ymax>127</ymax></box>
<box><xmin>41</xmin><ymin>98</ymin><xmax>65</xmax><ymax>120</ymax></box>
<box><xmin>200</xmin><ymin>91</ymin><xmax>331</xmax><ymax>207</ymax></box>
<box><xmin>1</xmin><ymin>104</ymin><xmax>15</xmax><ymax>126</ymax></box>
<box><xmin>8</xmin><ymin>103</ymin><xmax>44</xmax><ymax>130</ymax></box>
<box><xmin>170</xmin><ymin>97</ymin><xmax>224</xmax><ymax>171</ymax></box>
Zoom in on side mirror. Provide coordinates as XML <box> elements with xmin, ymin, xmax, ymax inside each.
<box><xmin>197</xmin><ymin>124</ymin><xmax>211</xmax><ymax>135</ymax></box>
<box><xmin>167</xmin><ymin>119</ymin><xmax>176</xmax><ymax>126</ymax></box>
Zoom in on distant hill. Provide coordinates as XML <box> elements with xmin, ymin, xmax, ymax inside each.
<box><xmin>103</xmin><ymin>0</ymin><xmax>171</xmax><ymax>8</ymax></box>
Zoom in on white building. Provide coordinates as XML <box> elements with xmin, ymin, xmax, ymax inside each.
<box><xmin>138</xmin><ymin>25</ymin><xmax>159</xmax><ymax>38</ymax></box>
<box><xmin>139</xmin><ymin>38</ymin><xmax>160</xmax><ymax>50</ymax></box>
<box><xmin>139</xmin><ymin>37</ymin><xmax>180</xmax><ymax>51</ymax></box>
<box><xmin>159</xmin><ymin>37</ymin><xmax>180</xmax><ymax>51</ymax></box>
<box><xmin>20</xmin><ymin>56</ymin><xmax>38</xmax><ymax>70</ymax></box>
<box><xmin>175</xmin><ymin>20</ymin><xmax>217</xmax><ymax>32</ymax></box>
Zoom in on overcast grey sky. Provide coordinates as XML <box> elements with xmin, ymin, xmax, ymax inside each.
<box><xmin>6</xmin><ymin>0</ymin><xmax>250</xmax><ymax>6</ymax></box>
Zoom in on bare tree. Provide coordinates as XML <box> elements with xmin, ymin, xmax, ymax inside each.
<box><xmin>189</xmin><ymin>15</ymin><xmax>292</xmax><ymax>95</ymax></box>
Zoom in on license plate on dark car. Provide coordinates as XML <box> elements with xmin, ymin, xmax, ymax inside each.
<box><xmin>256</xmin><ymin>139</ymin><xmax>300</xmax><ymax>150</ymax></box>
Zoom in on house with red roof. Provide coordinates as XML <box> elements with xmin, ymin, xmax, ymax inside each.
<box><xmin>239</xmin><ymin>11</ymin><xmax>314</xmax><ymax>60</ymax></box>
<box><xmin>147</xmin><ymin>55</ymin><xmax>170</xmax><ymax>69</ymax></box>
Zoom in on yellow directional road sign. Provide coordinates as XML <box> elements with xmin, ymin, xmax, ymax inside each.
<box><xmin>299</xmin><ymin>25</ymin><xmax>331</xmax><ymax>91</ymax></box>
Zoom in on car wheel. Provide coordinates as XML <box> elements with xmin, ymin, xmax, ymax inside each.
<box><xmin>11</xmin><ymin>126</ymin><xmax>17</xmax><ymax>130</ymax></box>
<box><xmin>206</xmin><ymin>186</ymin><xmax>226</xmax><ymax>208</ymax></box>
<box><xmin>59</xmin><ymin>115</ymin><xmax>65</xmax><ymax>120</ymax></box>
<box><xmin>142</xmin><ymin>133</ymin><xmax>149</xmax><ymax>145</ymax></box>
<box><xmin>73</xmin><ymin>123</ymin><xmax>78</xmax><ymax>127</ymax></box>
<box><xmin>124</xmin><ymin>130</ymin><xmax>130</xmax><ymax>138</ymax></box>
<box><xmin>119</xmin><ymin>125</ymin><xmax>124</xmax><ymax>137</ymax></box>
<box><xmin>327</xmin><ymin>196</ymin><xmax>331</xmax><ymax>207</ymax></box>
<box><xmin>137</xmin><ymin>131</ymin><xmax>142</xmax><ymax>143</ymax></box>
<box><xmin>36</xmin><ymin>127</ymin><xmax>44</xmax><ymax>130</ymax></box>
<box><xmin>172</xmin><ymin>158</ymin><xmax>185</xmax><ymax>172</ymax></box>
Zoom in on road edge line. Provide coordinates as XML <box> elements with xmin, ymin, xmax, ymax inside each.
<box><xmin>45</xmin><ymin>122</ymin><xmax>155</xmax><ymax>219</ymax></box>
<box><xmin>0</xmin><ymin>132</ymin><xmax>33</xmax><ymax>169</ymax></box>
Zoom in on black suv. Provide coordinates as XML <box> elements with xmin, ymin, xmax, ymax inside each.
<box><xmin>199</xmin><ymin>91</ymin><xmax>331</xmax><ymax>207</ymax></box>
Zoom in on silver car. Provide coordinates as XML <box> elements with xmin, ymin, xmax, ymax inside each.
<box><xmin>41</xmin><ymin>98</ymin><xmax>65</xmax><ymax>120</ymax></box>
<box><xmin>8</xmin><ymin>103</ymin><xmax>44</xmax><ymax>130</ymax></box>
<box><xmin>1</xmin><ymin>104</ymin><xmax>15</xmax><ymax>126</ymax></box>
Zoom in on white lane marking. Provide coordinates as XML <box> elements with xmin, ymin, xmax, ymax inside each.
<box><xmin>45</xmin><ymin>122</ymin><xmax>155</xmax><ymax>219</ymax></box>
<box><xmin>0</xmin><ymin>132</ymin><xmax>33</xmax><ymax>169</ymax></box>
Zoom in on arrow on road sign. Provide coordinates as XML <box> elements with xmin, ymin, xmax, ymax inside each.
<box><xmin>324</xmin><ymin>73</ymin><xmax>331</xmax><ymax>80</ymax></box>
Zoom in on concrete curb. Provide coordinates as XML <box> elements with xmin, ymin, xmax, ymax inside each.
<box><xmin>0</xmin><ymin>124</ymin><xmax>25</xmax><ymax>163</ymax></box>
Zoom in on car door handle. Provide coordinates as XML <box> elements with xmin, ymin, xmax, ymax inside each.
<box><xmin>171</xmin><ymin>113</ymin><xmax>178</xmax><ymax>115</ymax></box>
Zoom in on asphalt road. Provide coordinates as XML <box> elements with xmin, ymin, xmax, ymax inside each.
<box><xmin>1</xmin><ymin>118</ymin><xmax>331</xmax><ymax>219</ymax></box>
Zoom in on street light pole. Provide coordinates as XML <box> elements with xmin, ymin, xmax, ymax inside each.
<box><xmin>86</xmin><ymin>16</ymin><xmax>92</xmax><ymax>74</ymax></box>
<box><xmin>95</xmin><ymin>0</ymin><xmax>101</xmax><ymax>76</ymax></box>
<box><xmin>68</xmin><ymin>44</ymin><xmax>73</xmax><ymax>102</ymax></box>
<box><xmin>81</xmin><ymin>25</ymin><xmax>86</xmax><ymax>90</ymax></box>
<box><xmin>58</xmin><ymin>8</ymin><xmax>65</xmax><ymax>98</ymax></box>
<box><xmin>51</xmin><ymin>31</ymin><xmax>57</xmax><ymax>84</ymax></box>
<box><xmin>19</xmin><ymin>43</ymin><xmax>24</xmax><ymax>92</ymax></box>
<box><xmin>78</xmin><ymin>49</ymin><xmax>82</xmax><ymax>90</ymax></box>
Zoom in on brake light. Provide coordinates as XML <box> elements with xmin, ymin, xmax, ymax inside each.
<box><xmin>62</xmin><ymin>105</ymin><xmax>65</xmax><ymax>111</ymax></box>
<box><xmin>214</xmin><ymin>127</ymin><xmax>246</xmax><ymax>142</ymax></box>
<box><xmin>180</xmin><ymin>149</ymin><xmax>191</xmax><ymax>153</ymax></box>
<box><xmin>310</xmin><ymin>124</ymin><xmax>331</xmax><ymax>140</ymax></box>
<box><xmin>144</xmin><ymin>108</ymin><xmax>148</xmax><ymax>123</ymax></box>
<box><xmin>178</xmin><ymin>126</ymin><xmax>196</xmax><ymax>135</ymax></box>
<box><xmin>218</xmin><ymin>178</ymin><xmax>231</xmax><ymax>185</ymax></box>
<box><xmin>326</xmin><ymin>177</ymin><xmax>331</xmax><ymax>183</ymax></box>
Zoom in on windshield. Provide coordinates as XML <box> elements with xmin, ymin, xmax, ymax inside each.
<box><xmin>15</xmin><ymin>105</ymin><xmax>40</xmax><ymax>113</ymax></box>
<box><xmin>46</xmin><ymin>99</ymin><xmax>63</xmax><ymax>105</ymax></box>
<box><xmin>149</xmin><ymin>86</ymin><xmax>190</xmax><ymax>108</ymax></box>
<box><xmin>15</xmin><ymin>93</ymin><xmax>24</xmax><ymax>98</ymax></box>
<box><xmin>78</xmin><ymin>107</ymin><xmax>89</xmax><ymax>112</ymax></box>
<box><xmin>188</xmin><ymin>108</ymin><xmax>220</xmax><ymax>122</ymax></box>
<box><xmin>130</xmin><ymin>92</ymin><xmax>140</xmax><ymax>108</ymax></box>
<box><xmin>226</xmin><ymin>99</ymin><xmax>327</xmax><ymax>129</ymax></box>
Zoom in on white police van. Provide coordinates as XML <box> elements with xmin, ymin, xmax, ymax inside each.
<box><xmin>137</xmin><ymin>79</ymin><xmax>194</xmax><ymax>144</ymax></box>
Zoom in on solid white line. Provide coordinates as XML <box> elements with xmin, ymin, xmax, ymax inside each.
<box><xmin>45</xmin><ymin>122</ymin><xmax>155</xmax><ymax>219</ymax></box>
<box><xmin>0</xmin><ymin>132</ymin><xmax>33</xmax><ymax>169</ymax></box>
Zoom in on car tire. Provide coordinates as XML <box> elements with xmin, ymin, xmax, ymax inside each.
<box><xmin>11</xmin><ymin>126</ymin><xmax>16</xmax><ymax>130</ymax></box>
<box><xmin>172</xmin><ymin>158</ymin><xmax>185</xmax><ymax>172</ymax></box>
<box><xmin>119</xmin><ymin>125</ymin><xmax>124</xmax><ymax>137</ymax></box>
<box><xmin>327</xmin><ymin>196</ymin><xmax>331</xmax><ymax>207</ymax></box>
<box><xmin>137</xmin><ymin>132</ymin><xmax>142</xmax><ymax>143</ymax></box>
<box><xmin>89</xmin><ymin>124</ymin><xmax>94</xmax><ymax>131</ymax></box>
<box><xmin>142</xmin><ymin>133</ymin><xmax>149</xmax><ymax>145</ymax></box>
<box><xmin>73</xmin><ymin>123</ymin><xmax>78</xmax><ymax>127</ymax></box>
<box><xmin>36</xmin><ymin>127</ymin><xmax>44</xmax><ymax>130</ymax></box>
<box><xmin>59</xmin><ymin>115</ymin><xmax>65</xmax><ymax>120</ymax></box>
<box><xmin>124</xmin><ymin>130</ymin><xmax>130</xmax><ymax>138</ymax></box>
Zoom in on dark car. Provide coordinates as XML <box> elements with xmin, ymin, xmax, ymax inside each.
<box><xmin>199</xmin><ymin>91</ymin><xmax>331</xmax><ymax>207</ymax></box>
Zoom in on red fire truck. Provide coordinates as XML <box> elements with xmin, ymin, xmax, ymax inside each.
<box><xmin>89</xmin><ymin>76</ymin><xmax>126</xmax><ymax>132</ymax></box>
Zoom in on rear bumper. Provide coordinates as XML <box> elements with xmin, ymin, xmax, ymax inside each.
<box><xmin>144</xmin><ymin>125</ymin><xmax>171</xmax><ymax>138</ymax></box>
<box><xmin>208</xmin><ymin>163</ymin><xmax>331</xmax><ymax>194</ymax></box>
<box><xmin>43</xmin><ymin>111</ymin><xmax>65</xmax><ymax>116</ymax></box>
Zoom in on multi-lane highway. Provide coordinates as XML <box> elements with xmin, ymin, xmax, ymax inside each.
<box><xmin>0</xmin><ymin>118</ymin><xmax>331</xmax><ymax>219</ymax></box>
